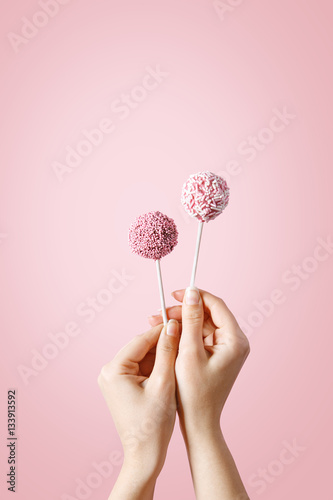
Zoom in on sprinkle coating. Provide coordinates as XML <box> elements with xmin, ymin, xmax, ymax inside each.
<box><xmin>181</xmin><ymin>171</ymin><xmax>230</xmax><ymax>222</ymax></box>
<box><xmin>128</xmin><ymin>211</ymin><xmax>178</xmax><ymax>260</ymax></box>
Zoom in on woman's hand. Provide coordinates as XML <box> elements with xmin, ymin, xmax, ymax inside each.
<box><xmin>149</xmin><ymin>288</ymin><xmax>250</xmax><ymax>499</ymax></box>
<box><xmin>98</xmin><ymin>320</ymin><xmax>180</xmax><ymax>500</ymax></box>
<box><xmin>149</xmin><ymin>288</ymin><xmax>249</xmax><ymax>431</ymax></box>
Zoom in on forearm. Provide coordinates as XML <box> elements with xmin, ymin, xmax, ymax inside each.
<box><xmin>109</xmin><ymin>460</ymin><xmax>157</xmax><ymax>500</ymax></box>
<box><xmin>183</xmin><ymin>425</ymin><xmax>249</xmax><ymax>500</ymax></box>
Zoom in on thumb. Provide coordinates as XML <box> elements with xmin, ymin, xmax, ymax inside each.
<box><xmin>149</xmin><ymin>319</ymin><xmax>180</xmax><ymax>382</ymax></box>
<box><xmin>180</xmin><ymin>287</ymin><xmax>204</xmax><ymax>353</ymax></box>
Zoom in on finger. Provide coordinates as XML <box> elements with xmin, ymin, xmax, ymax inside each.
<box><xmin>149</xmin><ymin>319</ymin><xmax>180</xmax><ymax>383</ymax></box>
<box><xmin>148</xmin><ymin>315</ymin><xmax>163</xmax><ymax>327</ymax></box>
<box><xmin>179</xmin><ymin>287</ymin><xmax>205</xmax><ymax>354</ymax></box>
<box><xmin>148</xmin><ymin>306</ymin><xmax>182</xmax><ymax>326</ymax></box>
<box><xmin>173</xmin><ymin>288</ymin><xmax>237</xmax><ymax>331</ymax></box>
<box><xmin>171</xmin><ymin>289</ymin><xmax>186</xmax><ymax>301</ymax></box>
<box><xmin>113</xmin><ymin>324</ymin><xmax>163</xmax><ymax>368</ymax></box>
<box><xmin>149</xmin><ymin>305</ymin><xmax>214</xmax><ymax>336</ymax></box>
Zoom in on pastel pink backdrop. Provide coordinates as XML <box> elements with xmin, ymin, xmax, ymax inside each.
<box><xmin>1</xmin><ymin>1</ymin><xmax>333</xmax><ymax>499</ymax></box>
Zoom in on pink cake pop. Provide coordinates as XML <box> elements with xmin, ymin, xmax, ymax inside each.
<box><xmin>128</xmin><ymin>211</ymin><xmax>178</xmax><ymax>260</ymax></box>
<box><xmin>181</xmin><ymin>172</ymin><xmax>230</xmax><ymax>287</ymax></box>
<box><xmin>128</xmin><ymin>211</ymin><xmax>178</xmax><ymax>324</ymax></box>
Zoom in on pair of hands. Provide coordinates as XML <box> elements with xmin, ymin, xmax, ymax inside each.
<box><xmin>98</xmin><ymin>288</ymin><xmax>250</xmax><ymax>500</ymax></box>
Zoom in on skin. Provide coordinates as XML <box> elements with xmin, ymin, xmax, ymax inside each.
<box><xmin>98</xmin><ymin>288</ymin><xmax>250</xmax><ymax>499</ymax></box>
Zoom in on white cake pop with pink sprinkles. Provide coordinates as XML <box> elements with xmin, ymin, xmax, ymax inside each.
<box><xmin>181</xmin><ymin>171</ymin><xmax>230</xmax><ymax>288</ymax></box>
<box><xmin>181</xmin><ymin>171</ymin><xmax>230</xmax><ymax>222</ymax></box>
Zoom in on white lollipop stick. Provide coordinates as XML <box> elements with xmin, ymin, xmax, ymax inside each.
<box><xmin>156</xmin><ymin>259</ymin><xmax>168</xmax><ymax>325</ymax></box>
<box><xmin>190</xmin><ymin>221</ymin><xmax>204</xmax><ymax>288</ymax></box>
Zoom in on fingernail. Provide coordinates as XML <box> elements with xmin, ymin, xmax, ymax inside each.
<box><xmin>166</xmin><ymin>319</ymin><xmax>178</xmax><ymax>337</ymax></box>
<box><xmin>148</xmin><ymin>314</ymin><xmax>161</xmax><ymax>319</ymax></box>
<box><xmin>185</xmin><ymin>287</ymin><xmax>200</xmax><ymax>305</ymax></box>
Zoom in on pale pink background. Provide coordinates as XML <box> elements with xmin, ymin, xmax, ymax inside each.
<box><xmin>1</xmin><ymin>1</ymin><xmax>333</xmax><ymax>499</ymax></box>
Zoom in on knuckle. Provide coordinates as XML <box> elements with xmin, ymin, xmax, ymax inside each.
<box><xmin>153</xmin><ymin>373</ymin><xmax>167</xmax><ymax>388</ymax></box>
<box><xmin>160</xmin><ymin>341</ymin><xmax>175</xmax><ymax>354</ymax></box>
<box><xmin>98</xmin><ymin>362</ymin><xmax>115</xmax><ymax>385</ymax></box>
<box><xmin>180</xmin><ymin>343</ymin><xmax>200</xmax><ymax>355</ymax></box>
<box><xmin>216</xmin><ymin>297</ymin><xmax>225</xmax><ymax>308</ymax></box>
<box><xmin>136</xmin><ymin>332</ymin><xmax>148</xmax><ymax>344</ymax></box>
<box><xmin>184</xmin><ymin>310</ymin><xmax>203</xmax><ymax>324</ymax></box>
<box><xmin>231</xmin><ymin>335</ymin><xmax>250</xmax><ymax>357</ymax></box>
<box><xmin>153</xmin><ymin>374</ymin><xmax>174</xmax><ymax>395</ymax></box>
<box><xmin>179</xmin><ymin>344</ymin><xmax>202</xmax><ymax>362</ymax></box>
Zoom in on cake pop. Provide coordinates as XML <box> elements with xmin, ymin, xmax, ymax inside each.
<box><xmin>181</xmin><ymin>171</ymin><xmax>229</xmax><ymax>287</ymax></box>
<box><xmin>129</xmin><ymin>211</ymin><xmax>178</xmax><ymax>324</ymax></box>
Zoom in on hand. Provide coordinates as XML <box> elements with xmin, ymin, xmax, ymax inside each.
<box><xmin>149</xmin><ymin>288</ymin><xmax>250</xmax><ymax>431</ymax></box>
<box><xmin>98</xmin><ymin>320</ymin><xmax>180</xmax><ymax>500</ymax></box>
<box><xmin>149</xmin><ymin>288</ymin><xmax>250</xmax><ymax>499</ymax></box>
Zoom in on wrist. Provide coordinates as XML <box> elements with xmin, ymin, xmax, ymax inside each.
<box><xmin>122</xmin><ymin>454</ymin><xmax>161</xmax><ymax>483</ymax></box>
<box><xmin>178</xmin><ymin>409</ymin><xmax>222</xmax><ymax>448</ymax></box>
<box><xmin>180</xmin><ymin>423</ymin><xmax>249</xmax><ymax>500</ymax></box>
<box><xmin>109</xmin><ymin>460</ymin><xmax>158</xmax><ymax>500</ymax></box>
